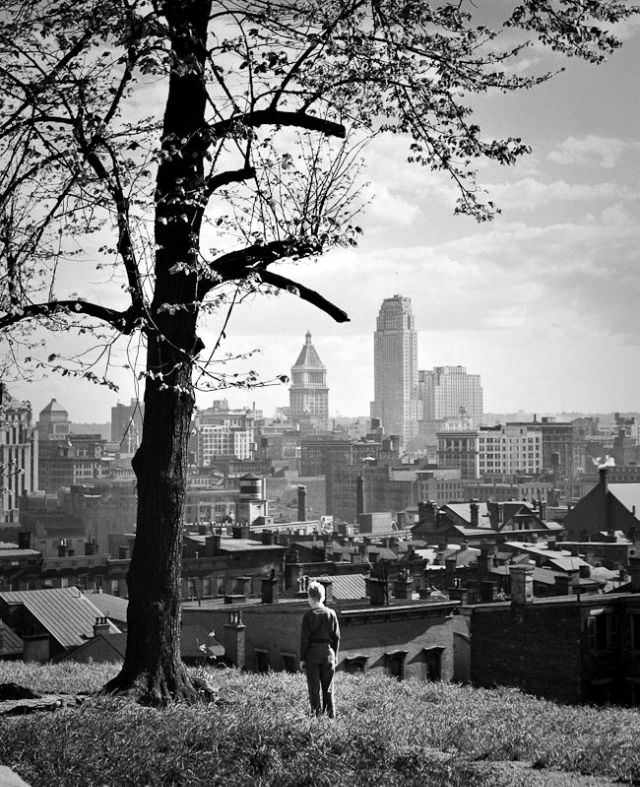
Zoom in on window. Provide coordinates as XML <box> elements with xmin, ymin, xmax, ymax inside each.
<box><xmin>588</xmin><ymin>611</ymin><xmax>616</xmax><ymax>652</ymax></box>
<box><xmin>255</xmin><ymin>649</ymin><xmax>270</xmax><ymax>673</ymax></box>
<box><xmin>281</xmin><ymin>653</ymin><xmax>297</xmax><ymax>673</ymax></box>
<box><xmin>423</xmin><ymin>647</ymin><xmax>445</xmax><ymax>681</ymax></box>
<box><xmin>384</xmin><ymin>650</ymin><xmax>407</xmax><ymax>680</ymax></box>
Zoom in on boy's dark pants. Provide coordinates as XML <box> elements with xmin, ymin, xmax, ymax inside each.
<box><xmin>305</xmin><ymin>660</ymin><xmax>336</xmax><ymax>718</ymax></box>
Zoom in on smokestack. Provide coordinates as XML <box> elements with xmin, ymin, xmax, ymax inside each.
<box><xmin>599</xmin><ymin>466</ymin><xmax>609</xmax><ymax>496</ymax></box>
<box><xmin>470</xmin><ymin>499</ymin><xmax>479</xmax><ymax>528</ymax></box>
<box><xmin>297</xmin><ymin>484</ymin><xmax>307</xmax><ymax>521</ymax></box>
<box><xmin>356</xmin><ymin>476</ymin><xmax>365</xmax><ymax>518</ymax></box>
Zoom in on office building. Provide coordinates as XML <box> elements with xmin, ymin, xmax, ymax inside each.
<box><xmin>419</xmin><ymin>366</ymin><xmax>483</xmax><ymax>425</ymax></box>
<box><xmin>370</xmin><ymin>295</ymin><xmax>420</xmax><ymax>447</ymax></box>
<box><xmin>0</xmin><ymin>387</ymin><xmax>39</xmax><ymax>523</ymax></box>
<box><xmin>289</xmin><ymin>331</ymin><xmax>329</xmax><ymax>432</ymax></box>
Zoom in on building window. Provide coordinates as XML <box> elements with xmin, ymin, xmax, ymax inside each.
<box><xmin>343</xmin><ymin>655</ymin><xmax>369</xmax><ymax>675</ymax></box>
<box><xmin>281</xmin><ymin>653</ymin><xmax>297</xmax><ymax>673</ymax></box>
<box><xmin>255</xmin><ymin>649</ymin><xmax>270</xmax><ymax>673</ymax></box>
<box><xmin>423</xmin><ymin>646</ymin><xmax>445</xmax><ymax>681</ymax></box>
<box><xmin>384</xmin><ymin>650</ymin><xmax>407</xmax><ymax>680</ymax></box>
<box><xmin>588</xmin><ymin>611</ymin><xmax>616</xmax><ymax>652</ymax></box>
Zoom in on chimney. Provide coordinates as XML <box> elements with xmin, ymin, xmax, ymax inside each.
<box><xmin>629</xmin><ymin>556</ymin><xmax>640</xmax><ymax>592</ymax></box>
<box><xmin>261</xmin><ymin>529</ymin><xmax>275</xmax><ymax>546</ymax></box>
<box><xmin>223</xmin><ymin>610</ymin><xmax>246</xmax><ymax>668</ymax></box>
<box><xmin>470</xmin><ymin>499</ymin><xmax>479</xmax><ymax>528</ymax></box>
<box><xmin>317</xmin><ymin>577</ymin><xmax>334</xmax><ymax>605</ymax></box>
<box><xmin>356</xmin><ymin>476</ymin><xmax>365</xmax><ymax>518</ymax></box>
<box><xmin>297</xmin><ymin>485</ymin><xmax>307</xmax><ymax>521</ymax></box>
<box><xmin>599</xmin><ymin>466</ymin><xmax>609</xmax><ymax>496</ymax></box>
<box><xmin>510</xmin><ymin>564</ymin><xmax>534</xmax><ymax>605</ymax></box>
<box><xmin>538</xmin><ymin>500</ymin><xmax>547</xmax><ymax>520</ymax></box>
<box><xmin>206</xmin><ymin>534</ymin><xmax>221</xmax><ymax>555</ymax></box>
<box><xmin>479</xmin><ymin>544</ymin><xmax>495</xmax><ymax>577</ymax></box>
<box><xmin>261</xmin><ymin>571</ymin><xmax>279</xmax><ymax>604</ymax></box>
<box><xmin>18</xmin><ymin>531</ymin><xmax>31</xmax><ymax>550</ymax></box>
<box><xmin>366</xmin><ymin>577</ymin><xmax>388</xmax><ymax>606</ymax></box>
<box><xmin>553</xmin><ymin>574</ymin><xmax>571</xmax><ymax>595</ymax></box>
<box><xmin>393</xmin><ymin>568</ymin><xmax>413</xmax><ymax>600</ymax></box>
<box><xmin>93</xmin><ymin>616</ymin><xmax>110</xmax><ymax>637</ymax></box>
<box><xmin>417</xmin><ymin>500</ymin><xmax>432</xmax><ymax>525</ymax></box>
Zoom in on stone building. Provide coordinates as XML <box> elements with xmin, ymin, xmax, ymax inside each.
<box><xmin>0</xmin><ymin>388</ymin><xmax>38</xmax><ymax>524</ymax></box>
<box><xmin>289</xmin><ymin>331</ymin><xmax>329</xmax><ymax>433</ymax></box>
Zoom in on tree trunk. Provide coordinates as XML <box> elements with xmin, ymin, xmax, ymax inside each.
<box><xmin>103</xmin><ymin>0</ymin><xmax>213</xmax><ymax>705</ymax></box>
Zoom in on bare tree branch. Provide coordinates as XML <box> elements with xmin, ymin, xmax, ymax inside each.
<box><xmin>209</xmin><ymin>109</ymin><xmax>346</xmax><ymax>141</ymax></box>
<box><xmin>0</xmin><ymin>300</ymin><xmax>138</xmax><ymax>332</ymax></box>
<box><xmin>258</xmin><ymin>269</ymin><xmax>349</xmax><ymax>323</ymax></box>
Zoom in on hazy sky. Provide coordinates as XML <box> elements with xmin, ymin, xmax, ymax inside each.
<box><xmin>8</xmin><ymin>16</ymin><xmax>640</xmax><ymax>423</ymax></box>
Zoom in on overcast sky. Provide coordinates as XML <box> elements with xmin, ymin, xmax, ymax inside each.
<box><xmin>8</xmin><ymin>17</ymin><xmax>640</xmax><ymax>424</ymax></box>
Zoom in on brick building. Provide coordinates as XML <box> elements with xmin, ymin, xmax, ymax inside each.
<box><xmin>184</xmin><ymin>590</ymin><xmax>459</xmax><ymax>680</ymax></box>
<box><xmin>467</xmin><ymin>560</ymin><xmax>640</xmax><ymax>705</ymax></box>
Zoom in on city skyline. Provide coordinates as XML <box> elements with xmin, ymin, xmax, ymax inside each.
<box><xmin>5</xmin><ymin>17</ymin><xmax>640</xmax><ymax>421</ymax></box>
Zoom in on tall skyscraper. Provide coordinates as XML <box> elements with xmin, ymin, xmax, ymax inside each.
<box><xmin>289</xmin><ymin>331</ymin><xmax>329</xmax><ymax>432</ymax></box>
<box><xmin>370</xmin><ymin>295</ymin><xmax>419</xmax><ymax>447</ymax></box>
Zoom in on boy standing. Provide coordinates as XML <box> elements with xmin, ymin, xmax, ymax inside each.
<box><xmin>299</xmin><ymin>580</ymin><xmax>340</xmax><ymax>718</ymax></box>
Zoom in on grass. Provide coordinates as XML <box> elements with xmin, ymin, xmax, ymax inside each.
<box><xmin>0</xmin><ymin>663</ymin><xmax>639</xmax><ymax>785</ymax></box>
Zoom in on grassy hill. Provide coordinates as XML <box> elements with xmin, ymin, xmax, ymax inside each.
<box><xmin>0</xmin><ymin>662</ymin><xmax>638</xmax><ymax>786</ymax></box>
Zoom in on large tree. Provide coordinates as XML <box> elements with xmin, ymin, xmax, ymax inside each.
<box><xmin>0</xmin><ymin>0</ymin><xmax>636</xmax><ymax>704</ymax></box>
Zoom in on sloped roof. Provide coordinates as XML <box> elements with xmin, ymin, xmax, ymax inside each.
<box><xmin>443</xmin><ymin>502</ymin><xmax>492</xmax><ymax>528</ymax></box>
<box><xmin>0</xmin><ymin>548</ymin><xmax>41</xmax><ymax>558</ymax></box>
<box><xmin>610</xmin><ymin>484</ymin><xmax>640</xmax><ymax>519</ymax></box>
<box><xmin>316</xmin><ymin>574</ymin><xmax>367</xmax><ymax>600</ymax></box>
<box><xmin>60</xmin><ymin>631</ymin><xmax>127</xmax><ymax>663</ymax></box>
<box><xmin>0</xmin><ymin>587</ymin><xmax>120</xmax><ymax>649</ymax></box>
<box><xmin>489</xmin><ymin>565</ymin><xmax>561</xmax><ymax>586</ymax></box>
<box><xmin>292</xmin><ymin>332</ymin><xmax>325</xmax><ymax>370</ymax></box>
<box><xmin>0</xmin><ymin>621</ymin><xmax>23</xmax><ymax>656</ymax></box>
<box><xmin>85</xmin><ymin>592</ymin><xmax>128</xmax><ymax>624</ymax></box>
<box><xmin>39</xmin><ymin>398</ymin><xmax>68</xmax><ymax>414</ymax></box>
<box><xmin>503</xmin><ymin>542</ymin><xmax>590</xmax><ymax>572</ymax></box>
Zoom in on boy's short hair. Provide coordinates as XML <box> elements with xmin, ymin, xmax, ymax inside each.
<box><xmin>307</xmin><ymin>580</ymin><xmax>325</xmax><ymax>602</ymax></box>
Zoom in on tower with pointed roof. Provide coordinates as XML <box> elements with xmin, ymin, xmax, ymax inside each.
<box><xmin>289</xmin><ymin>331</ymin><xmax>329</xmax><ymax>432</ymax></box>
<box><xmin>37</xmin><ymin>398</ymin><xmax>70</xmax><ymax>440</ymax></box>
